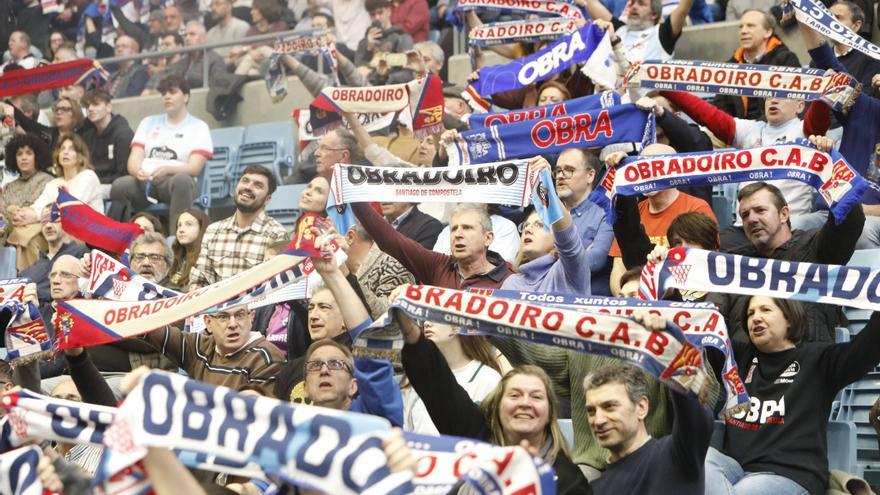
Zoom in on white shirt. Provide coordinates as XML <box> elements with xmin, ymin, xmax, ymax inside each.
<box><xmin>132</xmin><ymin>113</ymin><xmax>213</xmax><ymax>175</ymax></box>
<box><xmin>733</xmin><ymin>117</ymin><xmax>815</xmax><ymax>220</ymax></box>
<box><xmin>432</xmin><ymin>214</ymin><xmax>520</xmax><ymax>264</ymax></box>
<box><xmin>32</xmin><ymin>169</ymin><xmax>103</xmax><ymax>213</ymax></box>
<box><xmin>617</xmin><ymin>24</ymin><xmax>672</xmax><ymax>64</ymax></box>
<box><xmin>403</xmin><ymin>359</ymin><xmax>501</xmax><ymax>434</ymax></box>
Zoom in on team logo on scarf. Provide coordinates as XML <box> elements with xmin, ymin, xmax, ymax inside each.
<box><xmin>591</xmin><ymin>139</ymin><xmax>867</xmax><ymax>225</ymax></box>
<box><xmin>0</xmin><ymin>279</ymin><xmax>51</xmax><ymax>365</ymax></box>
<box><xmin>463</xmin><ymin>23</ymin><xmax>606</xmax><ymax>112</ymax></box>
<box><xmin>0</xmin><ymin>58</ymin><xmax>107</xmax><ymax>98</ymax></box>
<box><xmin>56</xmin><ymin>190</ymin><xmax>143</xmax><ymax>255</ymax></box>
<box><xmin>639</xmin><ymin>247</ymin><xmax>880</xmax><ymax>314</ymax></box>
<box><xmin>468</xmin><ymin>91</ymin><xmax>621</xmax><ymax>129</ymax></box>
<box><xmin>784</xmin><ymin>0</ymin><xmax>880</xmax><ymax>61</ymax></box>
<box><xmin>469</xmin><ymin>18</ymin><xmax>578</xmax><ymax>47</ymax></box>
<box><xmin>625</xmin><ymin>60</ymin><xmax>860</xmax><ymax>113</ymax></box>
<box><xmin>447</xmin><ymin>103</ymin><xmax>654</xmax><ymax>166</ymax></box>
<box><xmin>309</xmin><ymin>75</ymin><xmax>444</xmax><ymax>138</ymax></box>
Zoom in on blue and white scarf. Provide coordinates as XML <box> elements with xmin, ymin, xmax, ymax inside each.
<box><xmin>590</xmin><ymin>139</ymin><xmax>867</xmax><ymax>225</ymax></box>
<box><xmin>0</xmin><ymin>279</ymin><xmax>51</xmax><ymax>365</ymax></box>
<box><xmin>447</xmin><ymin>103</ymin><xmax>655</xmax><ymax>166</ymax></box>
<box><xmin>447</xmin><ymin>0</ymin><xmax>583</xmax><ymax>28</ymax></box>
<box><xmin>267</xmin><ymin>30</ymin><xmax>338</xmax><ymax>102</ymax></box>
<box><xmin>468</xmin><ymin>18</ymin><xmax>579</xmax><ymax>47</ymax></box>
<box><xmin>0</xmin><ymin>446</ymin><xmax>46</xmax><ymax>495</ymax></box>
<box><xmin>463</xmin><ymin>23</ymin><xmax>608</xmax><ymax>112</ymax></box>
<box><xmin>625</xmin><ymin>59</ymin><xmax>860</xmax><ymax>113</ymax></box>
<box><xmin>469</xmin><ymin>91</ymin><xmax>620</xmax><ymax>129</ymax></box>
<box><xmin>784</xmin><ymin>0</ymin><xmax>880</xmax><ymax>61</ymax></box>
<box><xmin>639</xmin><ymin>247</ymin><xmax>880</xmax><ymax>314</ymax></box>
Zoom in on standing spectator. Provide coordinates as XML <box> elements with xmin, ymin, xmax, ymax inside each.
<box><xmin>164</xmin><ymin>6</ymin><xmax>185</xmax><ymax>35</ymax></box>
<box><xmin>1</xmin><ymin>31</ymin><xmax>40</xmax><ymax>72</ymax></box>
<box><xmin>20</xmin><ymin>206</ymin><xmax>88</xmax><ymax>305</ymax></box>
<box><xmin>12</xmin><ymin>2</ymin><xmax>49</xmax><ymax>54</ymax></box>
<box><xmin>712</xmin><ymin>10</ymin><xmax>800</xmax><ymax>120</ymax></box>
<box><xmin>229</xmin><ymin>0</ymin><xmax>288</xmax><ymax>76</ymax></box>
<box><xmin>110</xmin><ymin>75</ymin><xmax>213</xmax><ymax>229</ymax></box>
<box><xmin>823</xmin><ymin>1</ymin><xmax>880</xmax><ymax>96</ymax></box>
<box><xmin>206</xmin><ymin>0</ymin><xmax>250</xmax><ymax>57</ymax></box>
<box><xmin>106</xmin><ymin>35</ymin><xmax>150</xmax><ymax>98</ymax></box>
<box><xmin>169</xmin><ymin>208</ymin><xmax>210</xmax><ymax>289</ymax></box>
<box><xmin>344</xmin><ymin>222</ymin><xmax>415</xmax><ymax>316</ymax></box>
<box><xmin>391</xmin><ymin>0</ymin><xmax>429</xmax><ymax>42</ymax></box>
<box><xmin>9</xmin><ymin>95</ymin><xmax>85</xmax><ymax>152</ymax></box>
<box><xmin>175</xmin><ymin>21</ymin><xmax>227</xmax><ymax>88</ymax></box>
<box><xmin>580</xmin><ymin>0</ymin><xmax>694</xmax><ymax>63</ymax></box>
<box><xmin>355</xmin><ymin>0</ymin><xmax>414</xmax><ymax>67</ymax></box>
<box><xmin>413</xmin><ymin>40</ymin><xmax>443</xmax><ymax>76</ymax></box>
<box><xmin>189</xmin><ymin>165</ymin><xmax>288</xmax><ymax>289</ymax></box>
<box><xmin>79</xmin><ymin>89</ymin><xmax>135</xmax><ymax>200</ymax></box>
<box><xmin>331</xmin><ymin>0</ymin><xmax>371</xmax><ymax>52</ymax></box>
<box><xmin>111</xmin><ymin>7</ymin><xmax>164</xmax><ymax>56</ymax></box>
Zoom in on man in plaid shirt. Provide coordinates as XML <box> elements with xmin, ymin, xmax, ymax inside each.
<box><xmin>189</xmin><ymin>164</ymin><xmax>289</xmax><ymax>289</ymax></box>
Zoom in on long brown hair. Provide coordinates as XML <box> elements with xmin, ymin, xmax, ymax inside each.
<box><xmin>52</xmin><ymin>133</ymin><xmax>93</xmax><ymax>174</ymax></box>
<box><xmin>170</xmin><ymin>208</ymin><xmax>209</xmax><ymax>288</ymax></box>
<box><xmin>481</xmin><ymin>365</ymin><xmax>569</xmax><ymax>463</ymax></box>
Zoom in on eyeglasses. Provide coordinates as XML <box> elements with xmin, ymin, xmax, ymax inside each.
<box><xmin>316</xmin><ymin>145</ymin><xmax>347</xmax><ymax>153</ymax></box>
<box><xmin>131</xmin><ymin>253</ymin><xmax>167</xmax><ymax>264</ymax></box>
<box><xmin>518</xmin><ymin>219</ymin><xmax>546</xmax><ymax>233</ymax></box>
<box><xmin>305</xmin><ymin>359</ymin><xmax>352</xmax><ymax>374</ymax></box>
<box><xmin>49</xmin><ymin>270</ymin><xmax>78</xmax><ymax>281</ymax></box>
<box><xmin>554</xmin><ymin>166</ymin><xmax>579</xmax><ymax>179</ymax></box>
<box><xmin>53</xmin><ymin>106</ymin><xmax>73</xmax><ymax>114</ymax></box>
<box><xmin>209</xmin><ymin>310</ymin><xmax>249</xmax><ymax>323</ymax></box>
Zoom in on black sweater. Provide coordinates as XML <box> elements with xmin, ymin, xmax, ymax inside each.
<box><xmin>401</xmin><ymin>335</ymin><xmax>591</xmax><ymax>495</ymax></box>
<box><xmin>592</xmin><ymin>389</ymin><xmax>713</xmax><ymax>495</ymax></box>
<box><xmin>723</xmin><ymin>312</ymin><xmax>880</xmax><ymax>494</ymax></box>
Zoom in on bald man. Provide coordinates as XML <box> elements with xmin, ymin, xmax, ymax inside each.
<box><xmin>606</xmin><ymin>144</ymin><xmax>717</xmax><ymax>295</ymax></box>
<box><xmin>50</xmin><ymin>380</ymin><xmax>104</xmax><ymax>475</ymax></box>
<box><xmin>175</xmin><ymin>20</ymin><xmax>226</xmax><ymax>89</ymax></box>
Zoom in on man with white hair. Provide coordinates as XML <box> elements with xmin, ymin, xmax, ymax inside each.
<box><xmin>580</xmin><ymin>0</ymin><xmax>693</xmax><ymax>63</ymax></box>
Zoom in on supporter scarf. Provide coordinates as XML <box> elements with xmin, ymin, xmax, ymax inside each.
<box><xmin>0</xmin><ymin>289</ymin><xmax>50</xmax><ymax>367</ymax></box>
<box><xmin>468</xmin><ymin>91</ymin><xmax>620</xmax><ymax>129</ymax></box>
<box><xmin>362</xmin><ymin>285</ymin><xmax>713</xmax><ymax>403</ymax></box>
<box><xmin>53</xmin><ymin>214</ymin><xmax>324</xmax><ymax>350</ymax></box>
<box><xmin>447</xmin><ymin>0</ymin><xmax>583</xmax><ymax>28</ymax></box>
<box><xmin>85</xmin><ymin>250</ymin><xmax>181</xmax><ymax>302</ymax></box>
<box><xmin>590</xmin><ymin>139</ymin><xmax>867</xmax><ymax>225</ymax></box>
<box><xmin>463</xmin><ymin>23</ymin><xmax>606</xmax><ymax>112</ymax></box>
<box><xmin>266</xmin><ymin>31</ymin><xmax>338</xmax><ymax>102</ymax></box>
<box><xmin>0</xmin><ymin>446</ymin><xmax>48</xmax><ymax>495</ymax></box>
<box><xmin>0</xmin><ymin>58</ymin><xmax>107</xmax><ymax>99</ymax></box>
<box><xmin>783</xmin><ymin>0</ymin><xmax>880</xmax><ymax>61</ymax></box>
<box><xmin>639</xmin><ymin>247</ymin><xmax>880</xmax><ymax>315</ymax></box>
<box><xmin>292</xmin><ymin>109</ymin><xmax>395</xmax><ymax>144</ymax></box>
<box><xmin>56</xmin><ymin>190</ymin><xmax>143</xmax><ymax>255</ymax></box>
<box><xmin>468</xmin><ymin>18</ymin><xmax>578</xmax><ymax>47</ymax></box>
<box><xmin>309</xmin><ymin>75</ymin><xmax>444</xmax><ymax>139</ymax></box>
<box><xmin>446</xmin><ymin>103</ymin><xmax>654</xmax><ymax>166</ymax></box>
<box><xmin>625</xmin><ymin>60</ymin><xmax>860</xmax><ymax>113</ymax></box>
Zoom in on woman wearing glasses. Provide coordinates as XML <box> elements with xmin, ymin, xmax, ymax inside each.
<box><xmin>501</xmin><ymin>156</ymin><xmax>589</xmax><ymax>295</ymax></box>
<box><xmin>5</xmin><ymin>96</ymin><xmax>86</xmax><ymax>151</ymax></box>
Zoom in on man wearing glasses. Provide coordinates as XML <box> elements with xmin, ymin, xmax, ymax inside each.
<box><xmin>143</xmin><ymin>302</ymin><xmax>285</xmax><ymax>395</ymax></box>
<box><xmin>21</xmin><ymin>206</ymin><xmax>87</xmax><ymax>305</ymax></box>
<box><xmin>129</xmin><ymin>232</ymin><xmax>173</xmax><ymax>286</ymax></box>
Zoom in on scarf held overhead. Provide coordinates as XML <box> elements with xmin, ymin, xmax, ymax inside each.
<box><xmin>446</xmin><ymin>103</ymin><xmax>654</xmax><ymax>166</ymax></box>
<box><xmin>54</xmin><ymin>214</ymin><xmax>324</xmax><ymax>350</ymax></box>
<box><xmin>0</xmin><ymin>58</ymin><xmax>107</xmax><ymax>98</ymax></box>
<box><xmin>625</xmin><ymin>60</ymin><xmax>860</xmax><ymax>112</ymax></box>
<box><xmin>463</xmin><ymin>23</ymin><xmax>606</xmax><ymax>112</ymax></box>
<box><xmin>309</xmin><ymin>74</ymin><xmax>444</xmax><ymax>138</ymax></box>
<box><xmin>56</xmin><ymin>189</ymin><xmax>144</xmax><ymax>255</ymax></box>
<box><xmin>0</xmin><ymin>446</ymin><xmax>49</xmax><ymax>495</ymax></box>
<box><xmin>784</xmin><ymin>0</ymin><xmax>880</xmax><ymax>61</ymax></box>
<box><xmin>468</xmin><ymin>91</ymin><xmax>620</xmax><ymax>129</ymax></box>
<box><xmin>590</xmin><ymin>140</ymin><xmax>866</xmax><ymax>225</ymax></box>
<box><xmin>448</xmin><ymin>0</ymin><xmax>583</xmax><ymax>28</ymax></box>
<box><xmin>267</xmin><ymin>30</ymin><xmax>338</xmax><ymax>102</ymax></box>
<box><xmin>0</xmin><ymin>279</ymin><xmax>51</xmax><ymax>366</ymax></box>
<box><xmin>468</xmin><ymin>18</ymin><xmax>579</xmax><ymax>47</ymax></box>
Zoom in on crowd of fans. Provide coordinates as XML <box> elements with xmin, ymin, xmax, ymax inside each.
<box><xmin>1</xmin><ymin>0</ymin><xmax>880</xmax><ymax>493</ymax></box>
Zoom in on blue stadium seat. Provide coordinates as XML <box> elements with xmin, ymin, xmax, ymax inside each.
<box><xmin>843</xmin><ymin>250</ymin><xmax>880</xmax><ymax>335</ymax></box>
<box><xmin>266</xmin><ymin>184</ymin><xmax>306</xmax><ymax>230</ymax></box>
<box><xmin>557</xmin><ymin>419</ymin><xmax>573</xmax><ymax>449</ymax></box>
<box><xmin>142</xmin><ymin>162</ymin><xmax>211</xmax><ymax>222</ymax></box>
<box><xmin>206</xmin><ymin>126</ymin><xmax>245</xmax><ymax>208</ymax></box>
<box><xmin>711</xmin><ymin>195</ymin><xmax>733</xmax><ymax>230</ymax></box>
<box><xmin>0</xmin><ymin>247</ymin><xmax>16</xmax><ymax>280</ymax></box>
<box><xmin>236</xmin><ymin>121</ymin><xmax>297</xmax><ymax>185</ymax></box>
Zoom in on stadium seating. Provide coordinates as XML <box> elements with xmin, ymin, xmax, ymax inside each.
<box><xmin>558</xmin><ymin>419</ymin><xmax>574</xmax><ymax>449</ymax></box>
<box><xmin>205</xmin><ymin>126</ymin><xmax>245</xmax><ymax>209</ymax></box>
<box><xmin>266</xmin><ymin>184</ymin><xmax>306</xmax><ymax>230</ymax></box>
<box><xmin>235</xmin><ymin>121</ymin><xmax>298</xmax><ymax>185</ymax></box>
<box><xmin>0</xmin><ymin>247</ymin><xmax>16</xmax><ymax>280</ymax></box>
<box><xmin>140</xmin><ymin>164</ymin><xmax>211</xmax><ymax>222</ymax></box>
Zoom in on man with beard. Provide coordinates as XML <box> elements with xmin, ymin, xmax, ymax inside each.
<box><xmin>190</xmin><ymin>165</ymin><xmax>288</xmax><ymax>289</ymax></box>
<box><xmin>580</xmin><ymin>0</ymin><xmax>694</xmax><ymax>64</ymax></box>
<box><xmin>129</xmin><ymin>232</ymin><xmax>174</xmax><ymax>286</ymax></box>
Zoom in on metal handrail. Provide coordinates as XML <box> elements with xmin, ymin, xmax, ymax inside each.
<box><xmin>97</xmin><ymin>27</ymin><xmax>324</xmax><ymax>88</ymax></box>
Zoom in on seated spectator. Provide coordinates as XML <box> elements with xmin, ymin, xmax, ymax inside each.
<box><xmin>605</xmin><ymin>144</ymin><xmax>716</xmax><ymax>295</ymax></box>
<box><xmin>295</xmin><ymin>0</ymin><xmax>332</xmax><ymax>31</ymax></box>
<box><xmin>164</xmin><ymin>6</ymin><xmax>185</xmax><ymax>36</ymax></box>
<box><xmin>131</xmin><ymin>212</ymin><xmax>166</xmax><ymax>237</ymax></box>
<box><xmin>554</xmin><ymin>148</ymin><xmax>614</xmax><ymax>295</ymax></box>
<box><xmin>45</xmin><ymin>30</ymin><xmax>72</xmax><ymax>62</ymax></box>
<box><xmin>401</xmin><ymin>320</ymin><xmax>501</xmax><ymax>434</ymax></box>
<box><xmin>229</xmin><ymin>0</ymin><xmax>288</xmax><ymax>76</ymax></box>
<box><xmin>107</xmin><ymin>35</ymin><xmax>150</xmax><ymax>98</ymax></box>
<box><xmin>178</xmin><ymin>21</ymin><xmax>228</xmax><ymax>89</ymax></box>
<box><xmin>344</xmin><ymin>222</ymin><xmax>415</xmax><ymax>316</ymax></box>
<box><xmin>1</xmin><ymin>31</ymin><xmax>40</xmax><ymax>71</ymax></box>
<box><xmin>706</xmin><ymin>296</ymin><xmax>880</xmax><ymax>495</ymax></box>
<box><xmin>169</xmin><ymin>208</ymin><xmax>210</xmax><ymax>289</ymax></box>
<box><xmin>143</xmin><ymin>302</ymin><xmax>286</xmax><ymax>395</ymax></box>
<box><xmin>712</xmin><ymin>10</ymin><xmax>800</xmax><ymax>120</ymax></box>
<box><xmin>580</xmin><ymin>0</ymin><xmax>693</xmax><ymax>63</ymax></box>
<box><xmin>307</xmin><ymin>127</ymin><xmax>363</xmax><ymax>182</ymax></box>
<box><xmin>20</xmin><ymin>205</ymin><xmax>88</xmax><ymax>305</ymax></box>
<box><xmin>189</xmin><ymin>165</ymin><xmax>288</xmax><ymax>289</ymax></box>
<box><xmin>206</xmin><ymin>0</ymin><xmax>250</xmax><ymax>58</ymax></box>
<box><xmin>397</xmin><ymin>309</ymin><xmax>590</xmax><ymax>493</ymax></box>
<box><xmin>8</xmin><ymin>96</ymin><xmax>85</xmax><ymax>151</ymax></box>
<box><xmin>390</xmin><ymin>0</ymin><xmax>429</xmax><ymax>42</ymax></box>
<box><xmin>2</xmin><ymin>134</ymin><xmax>54</xmax><ymax>270</ymax></box>
<box><xmin>110</xmin><ymin>75</ymin><xmax>213</xmax><ymax>230</ymax></box>
<box><xmin>413</xmin><ymin>40</ymin><xmax>443</xmax><ymax>77</ymax></box>
<box><xmin>142</xmin><ymin>33</ymin><xmax>185</xmax><ymax>96</ymax></box>
<box><xmin>824</xmin><ymin>1</ymin><xmax>880</xmax><ymax>96</ymax></box>
<box><xmin>355</xmin><ymin>0</ymin><xmax>414</xmax><ymax>67</ymax></box>
<box><xmin>111</xmin><ymin>6</ymin><xmax>163</xmax><ymax>56</ymax></box>
<box><xmin>12</xmin><ymin>134</ymin><xmax>101</xmax><ymax>270</ymax></box>
<box><xmin>586</xmin><ymin>355</ymin><xmax>712</xmax><ymax>494</ymax></box>
<box><xmin>79</xmin><ymin>89</ymin><xmax>135</xmax><ymax>197</ymax></box>
<box><xmin>353</xmin><ymin>201</ymin><xmax>513</xmax><ymax>289</ymax></box>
